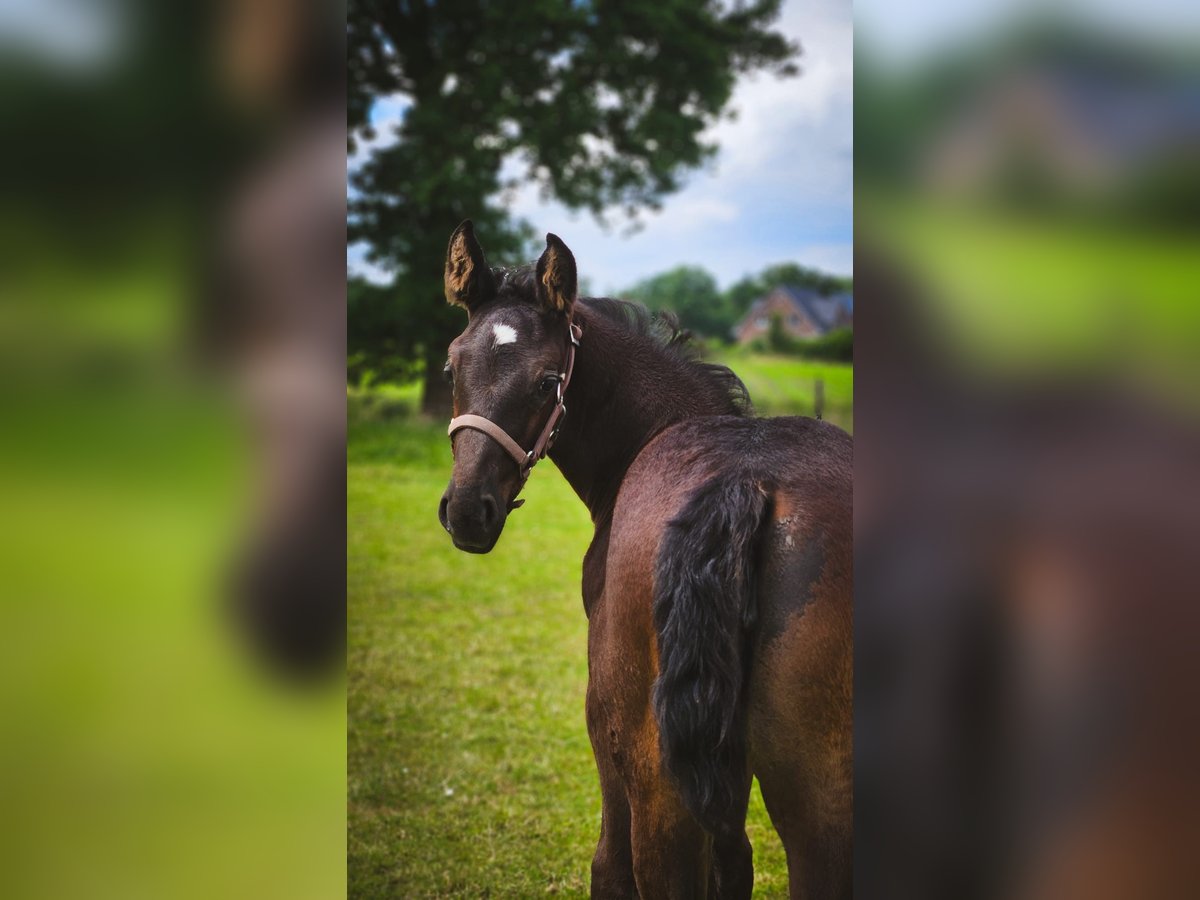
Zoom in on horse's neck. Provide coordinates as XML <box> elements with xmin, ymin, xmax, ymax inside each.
<box><xmin>548</xmin><ymin>308</ymin><xmax>723</xmax><ymax>522</ymax></box>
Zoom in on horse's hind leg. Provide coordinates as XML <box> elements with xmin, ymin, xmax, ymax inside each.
<box><xmin>750</xmin><ymin>620</ymin><xmax>852</xmax><ymax>897</ymax></box>
<box><xmin>587</xmin><ymin>687</ymin><xmax>717</xmax><ymax>896</ymax></box>
<box><xmin>590</xmin><ymin>770</ymin><xmax>635</xmax><ymax>898</ymax></box>
<box><xmin>628</xmin><ymin>778</ymin><xmax>710</xmax><ymax>899</ymax></box>
<box><xmin>752</xmin><ymin>503</ymin><xmax>853</xmax><ymax>899</ymax></box>
<box><xmin>594</xmin><ymin>709</ymin><xmax>702</xmax><ymax>898</ymax></box>
<box><xmin>625</xmin><ymin>779</ymin><xmax>755</xmax><ymax>899</ymax></box>
<box><xmin>587</xmin><ymin>690</ymin><xmax>636</xmax><ymax>898</ymax></box>
<box><xmin>624</xmin><ymin>727</ymin><xmax>755</xmax><ymax>899</ymax></box>
<box><xmin>709</xmin><ymin>827</ymin><xmax>754</xmax><ymax>899</ymax></box>
<box><xmin>753</xmin><ymin>690</ymin><xmax>853</xmax><ymax>900</ymax></box>
<box><xmin>756</xmin><ymin>767</ymin><xmax>851</xmax><ymax>900</ymax></box>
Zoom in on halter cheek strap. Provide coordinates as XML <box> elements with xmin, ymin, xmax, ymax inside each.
<box><xmin>446</xmin><ymin>321</ymin><xmax>582</xmax><ymax>499</ymax></box>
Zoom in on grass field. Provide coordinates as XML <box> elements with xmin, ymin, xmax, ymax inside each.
<box><xmin>348</xmin><ymin>354</ymin><xmax>850</xmax><ymax>896</ymax></box>
<box><xmin>1</xmin><ymin>255</ymin><xmax>345</xmax><ymax>898</ymax></box>
<box><xmin>711</xmin><ymin>348</ymin><xmax>853</xmax><ymax>428</ymax></box>
<box><xmin>865</xmin><ymin>194</ymin><xmax>1200</xmax><ymax>377</ymax></box>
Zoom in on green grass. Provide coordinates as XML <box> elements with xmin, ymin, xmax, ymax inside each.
<box><xmin>348</xmin><ymin>381</ymin><xmax>423</xmax><ymax>423</ymax></box>
<box><xmin>712</xmin><ymin>348</ymin><xmax>853</xmax><ymax>430</ymax></box>
<box><xmin>865</xmin><ymin>194</ymin><xmax>1200</xmax><ymax>377</ymax></box>
<box><xmin>349</xmin><ymin>416</ymin><xmax>810</xmax><ymax>896</ymax></box>
<box><xmin>0</xmin><ymin>255</ymin><xmax>345</xmax><ymax>898</ymax></box>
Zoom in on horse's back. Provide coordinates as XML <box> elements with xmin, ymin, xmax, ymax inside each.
<box><xmin>613</xmin><ymin>414</ymin><xmax>851</xmax><ymax>574</ymax></box>
<box><xmin>617</xmin><ymin>414</ymin><xmax>851</xmax><ymax>513</ymax></box>
<box><xmin>609</xmin><ymin>414</ymin><xmax>852</xmax><ymax>675</ymax></box>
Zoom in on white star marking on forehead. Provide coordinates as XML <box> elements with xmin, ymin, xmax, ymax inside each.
<box><xmin>492</xmin><ymin>323</ymin><xmax>518</xmax><ymax>347</ymax></box>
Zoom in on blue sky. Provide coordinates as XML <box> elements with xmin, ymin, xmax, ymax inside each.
<box><xmin>349</xmin><ymin>0</ymin><xmax>852</xmax><ymax>294</ymax></box>
<box><xmin>856</xmin><ymin>0</ymin><xmax>1200</xmax><ymax>66</ymax></box>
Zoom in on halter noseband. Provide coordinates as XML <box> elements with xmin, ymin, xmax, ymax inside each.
<box><xmin>446</xmin><ymin>320</ymin><xmax>582</xmax><ymax>506</ymax></box>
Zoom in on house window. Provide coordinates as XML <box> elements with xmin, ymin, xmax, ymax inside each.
<box><xmin>755</xmin><ymin>317</ymin><xmax>768</xmax><ymax>329</ymax></box>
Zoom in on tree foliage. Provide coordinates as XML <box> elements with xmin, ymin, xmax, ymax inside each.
<box><xmin>347</xmin><ymin>0</ymin><xmax>798</xmax><ymax>411</ymax></box>
<box><xmin>621</xmin><ymin>265</ymin><xmax>733</xmax><ymax>338</ymax></box>
<box><xmin>347</xmin><ymin>276</ymin><xmax>422</xmax><ymax>387</ymax></box>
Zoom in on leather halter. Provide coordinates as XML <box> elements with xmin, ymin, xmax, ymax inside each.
<box><xmin>447</xmin><ymin>321</ymin><xmax>582</xmax><ymax>503</ymax></box>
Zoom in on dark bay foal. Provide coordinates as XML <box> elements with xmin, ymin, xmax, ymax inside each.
<box><xmin>438</xmin><ymin>221</ymin><xmax>852</xmax><ymax>898</ymax></box>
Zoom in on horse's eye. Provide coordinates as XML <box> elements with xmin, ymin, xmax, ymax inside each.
<box><xmin>539</xmin><ymin>375</ymin><xmax>559</xmax><ymax>395</ymax></box>
<box><xmin>443</xmin><ymin>364</ymin><xmax>454</xmax><ymax>385</ymax></box>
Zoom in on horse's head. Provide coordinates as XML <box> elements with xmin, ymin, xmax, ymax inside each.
<box><xmin>437</xmin><ymin>220</ymin><xmax>578</xmax><ymax>553</ymax></box>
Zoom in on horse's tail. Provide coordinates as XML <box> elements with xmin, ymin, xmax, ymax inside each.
<box><xmin>652</xmin><ymin>474</ymin><xmax>771</xmax><ymax>837</ymax></box>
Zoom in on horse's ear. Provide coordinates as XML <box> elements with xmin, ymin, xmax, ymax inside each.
<box><xmin>535</xmin><ymin>233</ymin><xmax>577</xmax><ymax>315</ymax></box>
<box><xmin>444</xmin><ymin>220</ymin><xmax>497</xmax><ymax>312</ymax></box>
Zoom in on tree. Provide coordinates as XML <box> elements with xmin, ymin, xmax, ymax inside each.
<box><xmin>622</xmin><ymin>265</ymin><xmax>734</xmax><ymax>338</ymax></box>
<box><xmin>348</xmin><ymin>0</ymin><xmax>798</xmax><ymax>414</ymax></box>
<box><xmin>347</xmin><ymin>276</ymin><xmax>423</xmax><ymax>387</ymax></box>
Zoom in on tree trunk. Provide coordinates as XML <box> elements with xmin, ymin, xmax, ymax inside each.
<box><xmin>420</xmin><ymin>351</ymin><xmax>453</xmax><ymax>418</ymax></box>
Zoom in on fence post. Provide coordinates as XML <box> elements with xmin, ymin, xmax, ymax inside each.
<box><xmin>814</xmin><ymin>378</ymin><xmax>825</xmax><ymax>420</ymax></box>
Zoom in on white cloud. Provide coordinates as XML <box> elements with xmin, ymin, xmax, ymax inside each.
<box><xmin>707</xmin><ymin>0</ymin><xmax>853</xmax><ymax>183</ymax></box>
<box><xmin>510</xmin><ymin>0</ymin><xmax>854</xmax><ymax>290</ymax></box>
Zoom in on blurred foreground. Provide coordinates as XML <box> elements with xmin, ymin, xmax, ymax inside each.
<box><xmin>856</xmin><ymin>4</ymin><xmax>1200</xmax><ymax>899</ymax></box>
<box><xmin>0</xmin><ymin>1</ymin><xmax>344</xmax><ymax>896</ymax></box>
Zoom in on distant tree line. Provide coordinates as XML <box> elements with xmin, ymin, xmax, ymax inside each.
<box><xmin>621</xmin><ymin>262</ymin><xmax>851</xmax><ymax>341</ymax></box>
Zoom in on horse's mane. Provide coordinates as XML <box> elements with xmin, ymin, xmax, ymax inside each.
<box><xmin>582</xmin><ymin>296</ymin><xmax>753</xmax><ymax>416</ymax></box>
<box><xmin>493</xmin><ymin>266</ymin><xmax>753</xmax><ymax>416</ymax></box>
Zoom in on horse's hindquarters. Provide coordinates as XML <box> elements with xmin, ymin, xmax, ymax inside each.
<box><xmin>749</xmin><ymin>487</ymin><xmax>854</xmax><ymax>898</ymax></box>
<box><xmin>591</xmin><ymin>415</ymin><xmax>853</xmax><ymax>898</ymax></box>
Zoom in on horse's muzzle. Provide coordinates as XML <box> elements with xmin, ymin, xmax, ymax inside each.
<box><xmin>439</xmin><ymin>481</ymin><xmax>506</xmax><ymax>553</ymax></box>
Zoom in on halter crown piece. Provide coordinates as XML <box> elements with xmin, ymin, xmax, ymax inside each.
<box><xmin>446</xmin><ymin>320</ymin><xmax>582</xmax><ymax>510</ymax></box>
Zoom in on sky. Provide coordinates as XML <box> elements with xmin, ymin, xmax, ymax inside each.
<box><xmin>348</xmin><ymin>0</ymin><xmax>853</xmax><ymax>294</ymax></box>
<box><xmin>856</xmin><ymin>0</ymin><xmax>1200</xmax><ymax>66</ymax></box>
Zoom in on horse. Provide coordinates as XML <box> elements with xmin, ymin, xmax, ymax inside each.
<box><xmin>436</xmin><ymin>220</ymin><xmax>853</xmax><ymax>898</ymax></box>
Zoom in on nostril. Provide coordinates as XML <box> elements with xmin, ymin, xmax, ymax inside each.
<box><xmin>480</xmin><ymin>494</ymin><xmax>498</xmax><ymax>529</ymax></box>
<box><xmin>438</xmin><ymin>495</ymin><xmax>451</xmax><ymax>533</ymax></box>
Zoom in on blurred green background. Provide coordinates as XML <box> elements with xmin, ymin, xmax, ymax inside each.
<box><xmin>0</xmin><ymin>242</ymin><xmax>346</xmax><ymax>900</ymax></box>
<box><xmin>0</xmin><ymin>2</ymin><xmax>345</xmax><ymax>897</ymax></box>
